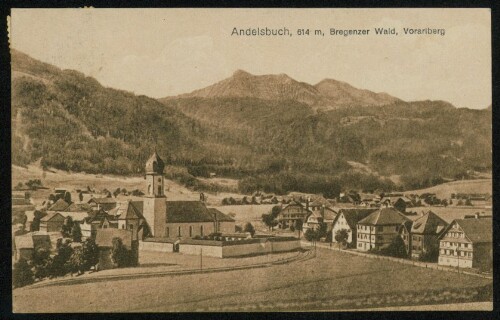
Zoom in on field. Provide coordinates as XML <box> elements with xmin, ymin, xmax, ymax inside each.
<box><xmin>408</xmin><ymin>206</ymin><xmax>493</xmax><ymax>224</ymax></box>
<box><xmin>406</xmin><ymin>179</ymin><xmax>492</xmax><ymax>199</ymax></box>
<box><xmin>13</xmin><ymin>247</ymin><xmax>492</xmax><ymax>312</ymax></box>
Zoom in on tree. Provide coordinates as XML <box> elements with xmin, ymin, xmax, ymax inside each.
<box><xmin>317</xmin><ymin>222</ymin><xmax>328</xmax><ymax>239</ymax></box>
<box><xmin>335</xmin><ymin>229</ymin><xmax>349</xmax><ymax>248</ymax></box>
<box><xmin>441</xmin><ymin>199</ymin><xmax>448</xmax><ymax>207</ymax></box>
<box><xmin>13</xmin><ymin>258</ymin><xmax>34</xmax><ymax>288</ymax></box>
<box><xmin>82</xmin><ymin>238</ymin><xmax>99</xmax><ymax>271</ymax></box>
<box><xmin>235</xmin><ymin>225</ymin><xmax>243</xmax><ymax>232</ymax></box>
<box><xmin>50</xmin><ymin>239</ymin><xmax>73</xmax><ymax>277</ymax></box>
<box><xmin>33</xmin><ymin>247</ymin><xmax>52</xmax><ymax>280</ymax></box>
<box><xmin>61</xmin><ymin>216</ymin><xmax>74</xmax><ymax>238</ymax></box>
<box><xmin>271</xmin><ymin>205</ymin><xmax>281</xmax><ymax>218</ymax></box>
<box><xmin>465</xmin><ymin>198</ymin><xmax>473</xmax><ymax>206</ymax></box>
<box><xmin>243</xmin><ymin>222</ymin><xmax>255</xmax><ymax>237</ymax></box>
<box><xmin>68</xmin><ymin>247</ymin><xmax>85</xmax><ymax>275</ymax></box>
<box><xmin>261</xmin><ymin>213</ymin><xmax>278</xmax><ymax>231</ymax></box>
<box><xmin>30</xmin><ymin>211</ymin><xmax>44</xmax><ymax>232</ymax></box>
<box><xmin>113</xmin><ymin>188</ymin><xmax>121</xmax><ymax>198</ymax></box>
<box><xmin>48</xmin><ymin>194</ymin><xmax>56</xmax><ymax>203</ymax></box>
<box><xmin>111</xmin><ymin>237</ymin><xmax>130</xmax><ymax>268</ymax></box>
<box><xmin>64</xmin><ymin>191</ymin><xmax>72</xmax><ymax>204</ymax></box>
<box><xmin>294</xmin><ymin>219</ymin><xmax>303</xmax><ymax>239</ymax></box>
<box><xmin>457</xmin><ymin>199</ymin><xmax>464</xmax><ymax>206</ymax></box>
<box><xmin>380</xmin><ymin>236</ymin><xmax>408</xmax><ymax>258</ymax></box>
<box><xmin>304</xmin><ymin>228</ymin><xmax>316</xmax><ymax>242</ymax></box>
<box><xmin>71</xmin><ymin>222</ymin><xmax>82</xmax><ymax>242</ymax></box>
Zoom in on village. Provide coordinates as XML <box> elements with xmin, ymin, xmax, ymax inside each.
<box><xmin>12</xmin><ymin>151</ymin><xmax>493</xmax><ymax>297</ymax></box>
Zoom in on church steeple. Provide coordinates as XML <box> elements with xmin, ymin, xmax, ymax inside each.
<box><xmin>145</xmin><ymin>151</ymin><xmax>165</xmax><ymax>198</ymax></box>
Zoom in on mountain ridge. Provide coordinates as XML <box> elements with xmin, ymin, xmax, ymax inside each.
<box><xmin>11</xmin><ymin>49</ymin><xmax>492</xmax><ymax>195</ymax></box>
<box><xmin>167</xmin><ymin>69</ymin><xmax>403</xmax><ymax>110</ymax></box>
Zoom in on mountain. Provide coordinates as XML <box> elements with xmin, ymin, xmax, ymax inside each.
<box><xmin>11</xmin><ymin>50</ymin><xmax>492</xmax><ymax>196</ymax></box>
<box><xmin>11</xmin><ymin>49</ymin><xmax>244</xmax><ymax>175</ymax></box>
<box><xmin>314</xmin><ymin>79</ymin><xmax>401</xmax><ymax>107</ymax></box>
<box><xmin>172</xmin><ymin>70</ymin><xmax>401</xmax><ymax>110</ymax></box>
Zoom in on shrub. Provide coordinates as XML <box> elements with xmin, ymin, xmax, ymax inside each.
<box><xmin>13</xmin><ymin>258</ymin><xmax>34</xmax><ymax>288</ymax></box>
<box><xmin>243</xmin><ymin>222</ymin><xmax>255</xmax><ymax>237</ymax></box>
<box><xmin>111</xmin><ymin>237</ymin><xmax>131</xmax><ymax>268</ymax></box>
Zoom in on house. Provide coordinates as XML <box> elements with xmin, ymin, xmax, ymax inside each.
<box><xmin>330</xmin><ymin>208</ymin><xmax>377</xmax><ymax>248</ymax></box>
<box><xmin>437</xmin><ymin>217</ymin><xmax>492</xmax><ymax>270</ymax></box>
<box><xmin>303</xmin><ymin>206</ymin><xmax>338</xmax><ymax>233</ymax></box>
<box><xmin>12</xmin><ymin>191</ymin><xmax>31</xmax><ymax>206</ymax></box>
<box><xmin>399</xmin><ymin>220</ymin><xmax>413</xmax><ymax>257</ymax></box>
<box><xmin>95</xmin><ymin>228</ymin><xmax>137</xmax><ymax>270</ymax></box>
<box><xmin>277</xmin><ymin>201</ymin><xmax>311</xmax><ymax>229</ymax></box>
<box><xmin>13</xmin><ymin>232</ymin><xmax>52</xmax><ymax>261</ymax></box>
<box><xmin>409</xmin><ymin>211</ymin><xmax>448</xmax><ymax>261</ymax></box>
<box><xmin>39</xmin><ymin>212</ymin><xmax>65</xmax><ymax>232</ymax></box>
<box><xmin>48</xmin><ymin>198</ymin><xmax>71</xmax><ymax>212</ymax></box>
<box><xmin>109</xmin><ymin>200</ymin><xmax>147</xmax><ymax>241</ymax></box>
<box><xmin>80</xmin><ymin>209</ymin><xmax>115</xmax><ymax>238</ymax></box>
<box><xmin>380</xmin><ymin>196</ymin><xmax>412</xmax><ymax>212</ymax></box>
<box><xmin>88</xmin><ymin>197</ymin><xmax>118</xmax><ymax>211</ymax></box>
<box><xmin>356</xmin><ymin>207</ymin><xmax>411</xmax><ymax>252</ymax></box>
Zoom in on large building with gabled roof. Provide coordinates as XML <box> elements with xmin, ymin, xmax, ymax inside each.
<box><xmin>409</xmin><ymin>211</ymin><xmax>448</xmax><ymax>261</ymax></box>
<box><xmin>437</xmin><ymin>217</ymin><xmax>492</xmax><ymax>270</ymax></box>
<box><xmin>139</xmin><ymin>152</ymin><xmax>235</xmax><ymax>240</ymax></box>
<box><xmin>330</xmin><ymin>208</ymin><xmax>378</xmax><ymax>247</ymax></box>
<box><xmin>356</xmin><ymin>207</ymin><xmax>410</xmax><ymax>251</ymax></box>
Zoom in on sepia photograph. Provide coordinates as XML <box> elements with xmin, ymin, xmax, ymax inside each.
<box><xmin>8</xmin><ymin>8</ymin><xmax>493</xmax><ymax>312</ymax></box>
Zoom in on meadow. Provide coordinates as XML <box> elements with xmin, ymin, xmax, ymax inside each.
<box><xmin>13</xmin><ymin>247</ymin><xmax>492</xmax><ymax>312</ymax></box>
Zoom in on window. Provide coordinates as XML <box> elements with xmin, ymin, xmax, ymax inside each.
<box><xmin>148</xmin><ymin>184</ymin><xmax>151</xmax><ymax>194</ymax></box>
<box><xmin>122</xmin><ymin>225</ymin><xmax>125</xmax><ymax>229</ymax></box>
<box><xmin>166</xmin><ymin>227</ymin><xmax>169</xmax><ymax>238</ymax></box>
<box><xmin>103</xmin><ymin>225</ymin><xmax>108</xmax><ymax>229</ymax></box>
<box><xmin>129</xmin><ymin>225</ymin><xmax>133</xmax><ymax>231</ymax></box>
<box><xmin>200</xmin><ymin>225</ymin><xmax>204</xmax><ymax>236</ymax></box>
<box><xmin>189</xmin><ymin>226</ymin><xmax>193</xmax><ymax>237</ymax></box>
<box><xmin>158</xmin><ymin>178</ymin><xmax>161</xmax><ymax>182</ymax></box>
<box><xmin>358</xmin><ymin>243</ymin><xmax>362</xmax><ymax>248</ymax></box>
<box><xmin>178</xmin><ymin>226</ymin><xmax>181</xmax><ymax>237</ymax></box>
<box><xmin>158</xmin><ymin>186</ymin><xmax>162</xmax><ymax>194</ymax></box>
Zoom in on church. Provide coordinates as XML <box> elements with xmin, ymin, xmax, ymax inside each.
<box><xmin>138</xmin><ymin>151</ymin><xmax>235</xmax><ymax>240</ymax></box>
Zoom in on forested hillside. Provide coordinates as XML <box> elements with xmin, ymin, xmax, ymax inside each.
<box><xmin>12</xmin><ymin>49</ymin><xmax>491</xmax><ymax>195</ymax></box>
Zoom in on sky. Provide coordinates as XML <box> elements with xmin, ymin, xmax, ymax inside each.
<box><xmin>9</xmin><ymin>8</ymin><xmax>491</xmax><ymax>109</ymax></box>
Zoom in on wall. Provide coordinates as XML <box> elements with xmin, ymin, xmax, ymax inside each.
<box><xmin>98</xmin><ymin>248</ymin><xmax>114</xmax><ymax>270</ymax></box>
<box><xmin>139</xmin><ymin>240</ymin><xmax>174</xmax><ymax>253</ymax></box>
<box><xmin>177</xmin><ymin>239</ymin><xmax>301</xmax><ymax>258</ymax></box>
<box><xmin>179</xmin><ymin>243</ymin><xmax>223</xmax><ymax>258</ymax></box>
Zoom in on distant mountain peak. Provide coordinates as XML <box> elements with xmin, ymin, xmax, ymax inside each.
<box><xmin>173</xmin><ymin>70</ymin><xmax>403</xmax><ymax>110</ymax></box>
<box><xmin>232</xmin><ymin>69</ymin><xmax>252</xmax><ymax>77</ymax></box>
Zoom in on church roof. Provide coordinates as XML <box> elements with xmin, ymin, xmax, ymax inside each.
<box><xmin>166</xmin><ymin>201</ymin><xmax>215</xmax><ymax>223</ymax></box>
<box><xmin>208</xmin><ymin>208</ymin><xmax>236</xmax><ymax>222</ymax></box>
<box><xmin>145</xmin><ymin>151</ymin><xmax>165</xmax><ymax>174</ymax></box>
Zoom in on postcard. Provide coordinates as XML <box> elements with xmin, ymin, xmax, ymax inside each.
<box><xmin>9</xmin><ymin>8</ymin><xmax>492</xmax><ymax>312</ymax></box>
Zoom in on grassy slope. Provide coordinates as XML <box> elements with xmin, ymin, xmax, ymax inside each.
<box><xmin>13</xmin><ymin>248</ymin><xmax>491</xmax><ymax>312</ymax></box>
<box><xmin>406</xmin><ymin>179</ymin><xmax>492</xmax><ymax>199</ymax></box>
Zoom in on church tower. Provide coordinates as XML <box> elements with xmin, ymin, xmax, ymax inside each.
<box><xmin>142</xmin><ymin>151</ymin><xmax>167</xmax><ymax>237</ymax></box>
